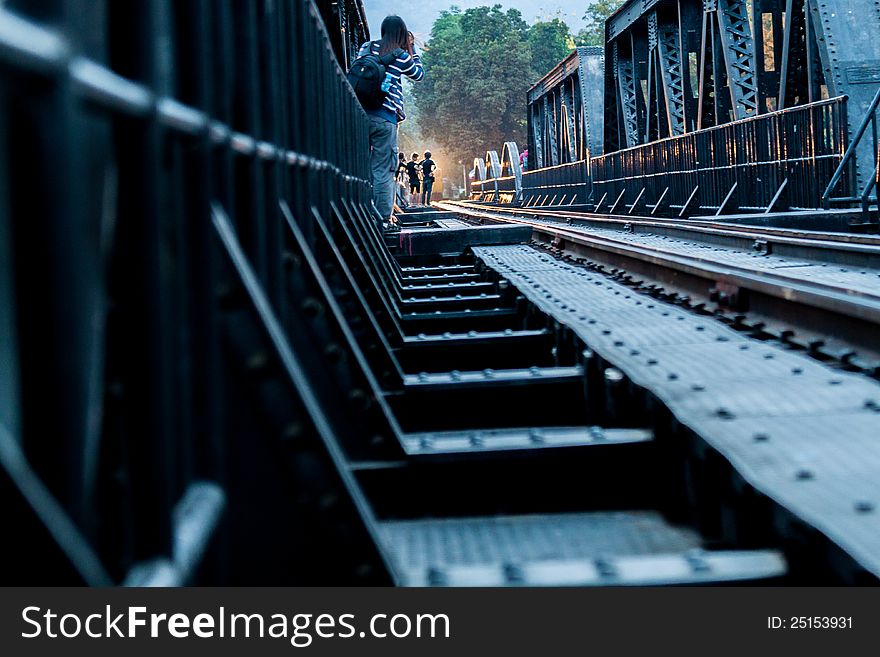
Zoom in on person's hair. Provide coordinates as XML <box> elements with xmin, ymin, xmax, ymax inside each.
<box><xmin>378</xmin><ymin>16</ymin><xmax>409</xmax><ymax>56</ymax></box>
<box><xmin>424</xmin><ymin>151</ymin><xmax>432</xmax><ymax>158</ymax></box>
<box><xmin>411</xmin><ymin>153</ymin><xmax>418</xmax><ymax>160</ymax></box>
<box><xmin>398</xmin><ymin>152</ymin><xmax>405</xmax><ymax>159</ymax></box>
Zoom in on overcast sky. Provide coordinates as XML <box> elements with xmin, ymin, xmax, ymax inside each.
<box><xmin>363</xmin><ymin>1</ymin><xmax>589</xmax><ymax>42</ymax></box>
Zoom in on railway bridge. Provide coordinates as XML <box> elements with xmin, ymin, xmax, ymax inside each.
<box><xmin>2</xmin><ymin>0</ymin><xmax>880</xmax><ymax>586</ymax></box>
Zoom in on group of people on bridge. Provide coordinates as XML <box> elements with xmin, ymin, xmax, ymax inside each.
<box><xmin>396</xmin><ymin>151</ymin><xmax>437</xmax><ymax>209</ymax></box>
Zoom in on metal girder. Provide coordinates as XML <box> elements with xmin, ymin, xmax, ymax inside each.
<box><xmin>615</xmin><ymin>42</ymin><xmax>642</xmax><ymax>147</ymax></box>
<box><xmin>531</xmin><ymin>103</ymin><xmax>545</xmax><ymax>169</ymax></box>
<box><xmin>716</xmin><ymin>0</ymin><xmax>759</xmax><ymax>118</ymax></box>
<box><xmin>658</xmin><ymin>20</ymin><xmax>687</xmax><ymax>135</ymax></box>
<box><xmin>546</xmin><ymin>93</ymin><xmax>560</xmax><ymax>166</ymax></box>
<box><xmin>525</xmin><ymin>47</ymin><xmax>603</xmax><ymax>170</ymax></box>
<box><xmin>559</xmin><ymin>81</ymin><xmax>577</xmax><ymax>162</ymax></box>
<box><xmin>500</xmin><ymin>141</ymin><xmax>523</xmax><ymax>199</ymax></box>
<box><xmin>807</xmin><ymin>0</ymin><xmax>880</xmax><ymax>188</ymax></box>
<box><xmin>576</xmin><ymin>46</ymin><xmax>605</xmax><ymax>158</ymax></box>
<box><xmin>777</xmin><ymin>0</ymin><xmax>809</xmax><ymax>110</ymax></box>
<box><xmin>472</xmin><ymin>157</ymin><xmax>486</xmax><ymax>182</ymax></box>
<box><xmin>561</xmin><ymin>81</ymin><xmax>578</xmax><ymax>162</ymax></box>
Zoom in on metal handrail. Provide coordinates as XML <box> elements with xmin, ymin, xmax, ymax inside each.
<box><xmin>822</xmin><ymin>86</ymin><xmax>880</xmax><ymax>207</ymax></box>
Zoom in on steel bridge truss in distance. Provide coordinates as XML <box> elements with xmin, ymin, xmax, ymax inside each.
<box><xmin>473</xmin><ymin>0</ymin><xmax>879</xmax><ymax>222</ymax></box>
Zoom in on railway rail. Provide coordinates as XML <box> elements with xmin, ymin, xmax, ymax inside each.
<box><xmin>437</xmin><ymin>201</ymin><xmax>880</xmax><ymax>375</ymax></box>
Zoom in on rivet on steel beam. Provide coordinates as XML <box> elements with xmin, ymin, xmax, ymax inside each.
<box><xmin>426</xmin><ymin>568</ymin><xmax>447</xmax><ymax>586</ymax></box>
<box><xmin>324</xmin><ymin>343</ymin><xmax>343</xmax><ymax>362</ymax></box>
<box><xmin>685</xmin><ymin>550</ymin><xmax>711</xmax><ymax>573</ymax></box>
<box><xmin>795</xmin><ymin>469</ymin><xmax>814</xmax><ymax>481</ymax></box>
<box><xmin>319</xmin><ymin>493</ymin><xmax>338</xmax><ymax>509</ymax></box>
<box><xmin>281</xmin><ymin>422</ymin><xmax>304</xmax><ymax>443</ymax></box>
<box><xmin>301</xmin><ymin>297</ymin><xmax>323</xmax><ymax>317</ymax></box>
<box><xmin>246</xmin><ymin>351</ymin><xmax>270</xmax><ymax>373</ymax></box>
<box><xmin>604</xmin><ymin>368</ymin><xmax>624</xmax><ymax>383</ymax></box>
<box><xmin>503</xmin><ymin>563</ymin><xmax>524</xmax><ymax>584</ymax></box>
<box><xmin>594</xmin><ymin>557</ymin><xmax>617</xmax><ymax>578</ymax></box>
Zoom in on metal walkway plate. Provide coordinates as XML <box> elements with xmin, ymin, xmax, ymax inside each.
<box><xmin>403</xmin><ymin>365</ymin><xmax>584</xmax><ymax>389</ymax></box>
<box><xmin>401</xmin><ymin>426</ymin><xmax>652</xmax><ymax>456</ymax></box>
<box><xmin>382</xmin><ymin>511</ymin><xmax>785</xmax><ymax>586</ymax></box>
<box><xmin>473</xmin><ymin>244</ymin><xmax>880</xmax><ymax>577</ymax></box>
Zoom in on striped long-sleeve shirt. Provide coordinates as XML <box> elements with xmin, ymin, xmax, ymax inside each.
<box><xmin>357</xmin><ymin>41</ymin><xmax>424</xmax><ymax>123</ymax></box>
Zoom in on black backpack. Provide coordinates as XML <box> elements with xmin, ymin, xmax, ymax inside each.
<box><xmin>347</xmin><ymin>44</ymin><xmax>404</xmax><ymax>110</ymax></box>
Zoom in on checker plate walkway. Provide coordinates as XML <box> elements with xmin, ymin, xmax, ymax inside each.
<box><xmin>473</xmin><ymin>244</ymin><xmax>880</xmax><ymax>577</ymax></box>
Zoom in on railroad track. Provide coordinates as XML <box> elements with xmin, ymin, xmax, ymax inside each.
<box><xmin>439</xmin><ymin>201</ymin><xmax>880</xmax><ymax>376</ymax></box>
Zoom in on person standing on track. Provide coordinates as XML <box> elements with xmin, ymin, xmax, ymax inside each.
<box><xmin>395</xmin><ymin>151</ymin><xmax>409</xmax><ymax>207</ymax></box>
<box><xmin>406</xmin><ymin>152</ymin><xmax>421</xmax><ymax>205</ymax></box>
<box><xmin>420</xmin><ymin>151</ymin><xmax>436</xmax><ymax>206</ymax></box>
<box><xmin>353</xmin><ymin>17</ymin><xmax>424</xmax><ymax>229</ymax></box>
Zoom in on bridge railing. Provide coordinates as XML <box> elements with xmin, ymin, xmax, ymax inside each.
<box><xmin>471</xmin><ymin>160</ymin><xmax>592</xmax><ymax>206</ymax></box>
<box><xmin>520</xmin><ymin>161</ymin><xmax>591</xmax><ymax>207</ymax></box>
<box><xmin>471</xmin><ymin>174</ymin><xmax>517</xmax><ymax>202</ymax></box>
<box><xmin>591</xmin><ymin>96</ymin><xmax>851</xmax><ymax>216</ymax></box>
<box><xmin>823</xmin><ymin>86</ymin><xmax>880</xmax><ymax>216</ymax></box>
<box><xmin>472</xmin><ymin>96</ymin><xmax>852</xmax><ymax>217</ymax></box>
<box><xmin>0</xmin><ymin>0</ymin><xmax>379</xmax><ymax>585</ymax></box>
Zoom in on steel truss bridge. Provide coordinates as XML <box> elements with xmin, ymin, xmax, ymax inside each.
<box><xmin>2</xmin><ymin>0</ymin><xmax>880</xmax><ymax>587</ymax></box>
<box><xmin>472</xmin><ymin>0</ymin><xmax>880</xmax><ymax>221</ymax></box>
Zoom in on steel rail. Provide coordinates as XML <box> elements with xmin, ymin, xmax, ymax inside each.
<box><xmin>442</xmin><ymin>201</ymin><xmax>880</xmax><ymax>250</ymax></box>
<box><xmin>438</xmin><ymin>201</ymin><xmax>880</xmax><ymax>367</ymax></box>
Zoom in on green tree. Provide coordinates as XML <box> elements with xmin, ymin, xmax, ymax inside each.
<box><xmin>575</xmin><ymin>0</ymin><xmax>624</xmax><ymax>47</ymax></box>
<box><xmin>412</xmin><ymin>5</ymin><xmax>532</xmax><ymax>168</ymax></box>
<box><xmin>528</xmin><ymin>18</ymin><xmax>575</xmax><ymax>79</ymax></box>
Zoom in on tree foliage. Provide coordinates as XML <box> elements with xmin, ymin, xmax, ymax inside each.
<box><xmin>412</xmin><ymin>5</ymin><xmax>532</xmax><ymax>167</ymax></box>
<box><xmin>575</xmin><ymin>0</ymin><xmax>624</xmax><ymax>47</ymax></box>
<box><xmin>411</xmin><ymin>3</ymin><xmax>622</xmax><ymax>167</ymax></box>
<box><xmin>528</xmin><ymin>18</ymin><xmax>575</xmax><ymax>79</ymax></box>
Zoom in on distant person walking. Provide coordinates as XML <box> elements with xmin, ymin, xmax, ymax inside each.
<box><xmin>520</xmin><ymin>146</ymin><xmax>529</xmax><ymax>172</ymax></box>
<box><xmin>420</xmin><ymin>151</ymin><xmax>436</xmax><ymax>205</ymax></box>
<box><xmin>405</xmin><ymin>153</ymin><xmax>421</xmax><ymax>204</ymax></box>
<box><xmin>349</xmin><ymin>16</ymin><xmax>424</xmax><ymax>228</ymax></box>
<box><xmin>395</xmin><ymin>152</ymin><xmax>408</xmax><ymax>207</ymax></box>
